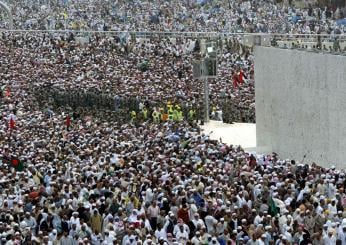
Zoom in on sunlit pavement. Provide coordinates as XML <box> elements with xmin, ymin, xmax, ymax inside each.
<box><xmin>201</xmin><ymin>120</ymin><xmax>256</xmax><ymax>152</ymax></box>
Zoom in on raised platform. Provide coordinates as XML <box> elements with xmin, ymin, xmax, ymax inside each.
<box><xmin>201</xmin><ymin>120</ymin><xmax>256</xmax><ymax>151</ymax></box>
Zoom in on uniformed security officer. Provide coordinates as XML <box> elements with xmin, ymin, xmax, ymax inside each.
<box><xmin>152</xmin><ymin>108</ymin><xmax>160</xmax><ymax>123</ymax></box>
<box><xmin>130</xmin><ymin>110</ymin><xmax>136</xmax><ymax>123</ymax></box>
<box><xmin>142</xmin><ymin>107</ymin><xmax>148</xmax><ymax>121</ymax></box>
<box><xmin>188</xmin><ymin>108</ymin><xmax>196</xmax><ymax>122</ymax></box>
<box><xmin>167</xmin><ymin>104</ymin><xmax>174</xmax><ymax>121</ymax></box>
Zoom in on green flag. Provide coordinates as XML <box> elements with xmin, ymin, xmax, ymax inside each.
<box><xmin>268</xmin><ymin>196</ymin><xmax>280</xmax><ymax>216</ymax></box>
<box><xmin>139</xmin><ymin>60</ymin><xmax>149</xmax><ymax>72</ymax></box>
<box><xmin>181</xmin><ymin>139</ymin><xmax>191</xmax><ymax>149</ymax></box>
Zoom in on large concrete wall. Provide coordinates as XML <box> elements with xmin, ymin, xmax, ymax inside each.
<box><xmin>255</xmin><ymin>47</ymin><xmax>346</xmax><ymax>168</ymax></box>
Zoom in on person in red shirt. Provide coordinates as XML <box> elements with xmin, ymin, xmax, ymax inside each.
<box><xmin>177</xmin><ymin>203</ymin><xmax>190</xmax><ymax>224</ymax></box>
<box><xmin>238</xmin><ymin>69</ymin><xmax>247</xmax><ymax>85</ymax></box>
<box><xmin>5</xmin><ymin>87</ymin><xmax>10</xmax><ymax>97</ymax></box>
<box><xmin>29</xmin><ymin>189</ymin><xmax>40</xmax><ymax>200</ymax></box>
<box><xmin>249</xmin><ymin>154</ymin><xmax>257</xmax><ymax>169</ymax></box>
<box><xmin>232</xmin><ymin>71</ymin><xmax>240</xmax><ymax>89</ymax></box>
<box><xmin>9</xmin><ymin>117</ymin><xmax>15</xmax><ymax>130</ymax></box>
<box><xmin>65</xmin><ymin>115</ymin><xmax>71</xmax><ymax>131</ymax></box>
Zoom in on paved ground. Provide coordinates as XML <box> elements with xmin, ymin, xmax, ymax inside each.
<box><xmin>201</xmin><ymin>120</ymin><xmax>257</xmax><ymax>151</ymax></box>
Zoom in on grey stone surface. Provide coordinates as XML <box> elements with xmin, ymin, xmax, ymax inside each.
<box><xmin>255</xmin><ymin>47</ymin><xmax>346</xmax><ymax>168</ymax></box>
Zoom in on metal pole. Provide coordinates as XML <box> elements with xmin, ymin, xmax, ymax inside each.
<box><xmin>204</xmin><ymin>76</ymin><xmax>209</xmax><ymax>122</ymax></box>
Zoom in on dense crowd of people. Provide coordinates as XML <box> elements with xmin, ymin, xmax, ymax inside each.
<box><xmin>0</xmin><ymin>31</ymin><xmax>345</xmax><ymax>244</ymax></box>
<box><xmin>0</xmin><ymin>0</ymin><xmax>346</xmax><ymax>244</ymax></box>
<box><xmin>0</xmin><ymin>0</ymin><xmax>345</xmax><ymax>34</ymax></box>
<box><xmin>0</xmin><ymin>31</ymin><xmax>255</xmax><ymax>123</ymax></box>
<box><xmin>1</xmin><ymin>74</ymin><xmax>346</xmax><ymax>244</ymax></box>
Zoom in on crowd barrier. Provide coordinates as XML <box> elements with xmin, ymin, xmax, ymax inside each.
<box><xmin>1</xmin><ymin>29</ymin><xmax>346</xmax><ymax>39</ymax></box>
<box><xmin>1</xmin><ymin>29</ymin><xmax>345</xmax><ymax>52</ymax></box>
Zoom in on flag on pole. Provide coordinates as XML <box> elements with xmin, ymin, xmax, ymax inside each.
<box><xmin>11</xmin><ymin>157</ymin><xmax>24</xmax><ymax>172</ymax></box>
<box><xmin>181</xmin><ymin>139</ymin><xmax>191</xmax><ymax>149</ymax></box>
<box><xmin>268</xmin><ymin>196</ymin><xmax>280</xmax><ymax>216</ymax></box>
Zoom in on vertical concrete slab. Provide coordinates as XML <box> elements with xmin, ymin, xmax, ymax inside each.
<box><xmin>255</xmin><ymin>47</ymin><xmax>346</xmax><ymax>168</ymax></box>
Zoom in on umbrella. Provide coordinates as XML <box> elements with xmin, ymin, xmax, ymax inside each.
<box><xmin>196</xmin><ymin>0</ymin><xmax>209</xmax><ymax>5</ymax></box>
<box><xmin>336</xmin><ymin>18</ymin><xmax>346</xmax><ymax>26</ymax></box>
<box><xmin>167</xmin><ymin>134</ymin><xmax>180</xmax><ymax>142</ymax></box>
<box><xmin>291</xmin><ymin>15</ymin><xmax>302</xmax><ymax>24</ymax></box>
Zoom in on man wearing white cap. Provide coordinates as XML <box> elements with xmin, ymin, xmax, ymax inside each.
<box><xmin>70</xmin><ymin>212</ymin><xmax>81</xmax><ymax>228</ymax></box>
<box><xmin>254</xmin><ymin>212</ymin><xmax>264</xmax><ymax>226</ymax></box>
<box><xmin>155</xmin><ymin>222</ymin><xmax>167</xmax><ymax>241</ymax></box>
<box><xmin>190</xmin><ymin>231</ymin><xmax>202</xmax><ymax>245</ymax></box>
<box><xmin>328</xmin><ymin>199</ymin><xmax>338</xmax><ymax>216</ymax></box>
<box><xmin>324</xmin><ymin>228</ymin><xmax>337</xmax><ymax>245</ymax></box>
<box><xmin>175</xmin><ymin>224</ymin><xmax>189</xmax><ymax>244</ymax></box>
<box><xmin>191</xmin><ymin>213</ymin><xmax>205</xmax><ymax>230</ymax></box>
<box><xmin>103</xmin><ymin>230</ymin><xmax>116</xmax><ymax>244</ymax></box>
<box><xmin>236</xmin><ymin>192</ymin><xmax>246</xmax><ymax>208</ymax></box>
<box><xmin>337</xmin><ymin>224</ymin><xmax>346</xmax><ymax>245</ymax></box>
<box><xmin>23</xmin><ymin>212</ymin><xmax>36</xmax><ymax>234</ymax></box>
<box><xmin>257</xmin><ymin>234</ymin><xmax>266</xmax><ymax>245</ymax></box>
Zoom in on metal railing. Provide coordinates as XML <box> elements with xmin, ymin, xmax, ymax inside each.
<box><xmin>0</xmin><ymin>30</ymin><xmax>345</xmax><ymax>52</ymax></box>
<box><xmin>0</xmin><ymin>29</ymin><xmax>346</xmax><ymax>38</ymax></box>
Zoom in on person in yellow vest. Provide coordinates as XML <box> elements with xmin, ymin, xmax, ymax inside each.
<box><xmin>142</xmin><ymin>107</ymin><xmax>148</xmax><ymax>121</ymax></box>
<box><xmin>158</xmin><ymin>108</ymin><xmax>163</xmax><ymax>122</ymax></box>
<box><xmin>130</xmin><ymin>110</ymin><xmax>136</xmax><ymax>123</ymax></box>
<box><xmin>167</xmin><ymin>101</ymin><xmax>172</xmax><ymax>110</ymax></box>
<box><xmin>167</xmin><ymin>103</ymin><xmax>173</xmax><ymax>114</ymax></box>
<box><xmin>196</xmin><ymin>162</ymin><xmax>204</xmax><ymax>174</ymax></box>
<box><xmin>63</xmin><ymin>11</ymin><xmax>68</xmax><ymax>20</ymax></box>
<box><xmin>177</xmin><ymin>108</ymin><xmax>183</xmax><ymax>121</ymax></box>
<box><xmin>152</xmin><ymin>109</ymin><xmax>160</xmax><ymax>123</ymax></box>
<box><xmin>188</xmin><ymin>108</ymin><xmax>196</xmax><ymax>122</ymax></box>
<box><xmin>173</xmin><ymin>105</ymin><xmax>182</xmax><ymax>122</ymax></box>
<box><xmin>167</xmin><ymin>106</ymin><xmax>174</xmax><ymax>121</ymax></box>
<box><xmin>173</xmin><ymin>108</ymin><xmax>179</xmax><ymax>122</ymax></box>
